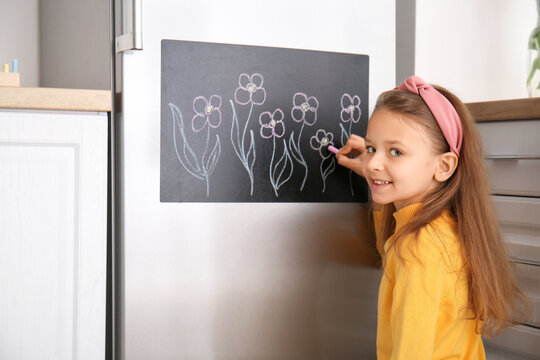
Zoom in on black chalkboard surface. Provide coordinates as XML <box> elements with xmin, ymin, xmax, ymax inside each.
<box><xmin>160</xmin><ymin>39</ymin><xmax>369</xmax><ymax>202</ymax></box>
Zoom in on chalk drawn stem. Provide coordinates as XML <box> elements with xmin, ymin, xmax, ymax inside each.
<box><xmin>241</xmin><ymin>102</ymin><xmax>254</xmax><ymax>155</ymax></box>
<box><xmin>296</xmin><ymin>122</ymin><xmax>308</xmax><ymax>191</ymax></box>
<box><xmin>270</xmin><ymin>135</ymin><xmax>277</xmax><ymax>197</ymax></box>
<box><xmin>230</xmin><ymin>100</ymin><xmax>256</xmax><ymax>195</ymax></box>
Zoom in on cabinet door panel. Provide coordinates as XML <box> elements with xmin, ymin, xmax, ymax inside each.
<box><xmin>0</xmin><ymin>110</ymin><xmax>107</xmax><ymax>360</ymax></box>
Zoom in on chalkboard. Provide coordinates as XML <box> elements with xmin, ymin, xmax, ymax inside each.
<box><xmin>160</xmin><ymin>39</ymin><xmax>369</xmax><ymax>202</ymax></box>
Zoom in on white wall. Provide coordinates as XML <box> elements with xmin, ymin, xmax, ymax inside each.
<box><xmin>415</xmin><ymin>0</ymin><xmax>536</xmax><ymax>102</ymax></box>
<box><xmin>0</xmin><ymin>0</ymin><xmax>39</xmax><ymax>87</ymax></box>
<box><xmin>40</xmin><ymin>0</ymin><xmax>110</xmax><ymax>89</ymax></box>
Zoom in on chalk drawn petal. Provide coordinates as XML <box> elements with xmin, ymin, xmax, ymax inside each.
<box><xmin>293</xmin><ymin>92</ymin><xmax>308</xmax><ymax>107</ymax></box>
<box><xmin>251</xmin><ymin>88</ymin><xmax>266</xmax><ymax>105</ymax></box>
<box><xmin>235</xmin><ymin>87</ymin><xmax>251</xmax><ymax>105</ymax></box>
<box><xmin>209</xmin><ymin>95</ymin><xmax>222</xmax><ymax>109</ymax></box>
<box><xmin>273</xmin><ymin>108</ymin><xmax>284</xmax><ymax>121</ymax></box>
<box><xmin>320</xmin><ymin>147</ymin><xmax>332</xmax><ymax>159</ymax></box>
<box><xmin>340</xmin><ymin>108</ymin><xmax>351</xmax><ymax>123</ymax></box>
<box><xmin>274</xmin><ymin>121</ymin><xmax>285</xmax><ymax>138</ymax></box>
<box><xmin>261</xmin><ymin>126</ymin><xmax>274</xmax><ymax>139</ymax></box>
<box><xmin>315</xmin><ymin>129</ymin><xmax>326</xmax><ymax>142</ymax></box>
<box><xmin>192</xmin><ymin>114</ymin><xmax>207</xmax><ymax>133</ymax></box>
<box><xmin>341</xmin><ymin>93</ymin><xmax>353</xmax><ymax>109</ymax></box>
<box><xmin>352</xmin><ymin>106</ymin><xmax>361</xmax><ymax>123</ymax></box>
<box><xmin>238</xmin><ymin>73</ymin><xmax>250</xmax><ymax>88</ymax></box>
<box><xmin>291</xmin><ymin>107</ymin><xmax>304</xmax><ymax>123</ymax></box>
<box><xmin>304</xmin><ymin>109</ymin><xmax>317</xmax><ymax>126</ymax></box>
<box><xmin>208</xmin><ymin>109</ymin><xmax>221</xmax><ymax>129</ymax></box>
<box><xmin>352</xmin><ymin>95</ymin><xmax>361</xmax><ymax>106</ymax></box>
<box><xmin>308</xmin><ymin>96</ymin><xmax>319</xmax><ymax>110</ymax></box>
<box><xmin>310</xmin><ymin>135</ymin><xmax>321</xmax><ymax>150</ymax></box>
<box><xmin>327</xmin><ymin>132</ymin><xmax>334</xmax><ymax>143</ymax></box>
<box><xmin>259</xmin><ymin>111</ymin><xmax>272</xmax><ymax>126</ymax></box>
<box><xmin>251</xmin><ymin>73</ymin><xmax>264</xmax><ymax>88</ymax></box>
<box><xmin>193</xmin><ymin>96</ymin><xmax>208</xmax><ymax>114</ymax></box>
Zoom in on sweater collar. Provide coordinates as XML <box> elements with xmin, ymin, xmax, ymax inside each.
<box><xmin>393</xmin><ymin>203</ymin><xmax>422</xmax><ymax>232</ymax></box>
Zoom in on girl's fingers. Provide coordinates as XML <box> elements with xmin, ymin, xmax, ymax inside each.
<box><xmin>336</xmin><ymin>135</ymin><xmax>366</xmax><ymax>177</ymax></box>
<box><xmin>336</xmin><ymin>153</ymin><xmax>364</xmax><ymax>177</ymax></box>
<box><xmin>339</xmin><ymin>135</ymin><xmax>366</xmax><ymax>157</ymax></box>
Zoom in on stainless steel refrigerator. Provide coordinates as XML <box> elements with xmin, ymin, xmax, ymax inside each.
<box><xmin>111</xmin><ymin>1</ymin><xmax>396</xmax><ymax>358</ymax></box>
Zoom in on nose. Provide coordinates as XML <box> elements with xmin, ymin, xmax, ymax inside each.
<box><xmin>366</xmin><ymin>151</ymin><xmax>384</xmax><ymax>172</ymax></box>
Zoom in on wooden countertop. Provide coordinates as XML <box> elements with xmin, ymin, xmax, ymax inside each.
<box><xmin>466</xmin><ymin>97</ymin><xmax>540</xmax><ymax>122</ymax></box>
<box><xmin>0</xmin><ymin>86</ymin><xmax>111</xmax><ymax>112</ymax></box>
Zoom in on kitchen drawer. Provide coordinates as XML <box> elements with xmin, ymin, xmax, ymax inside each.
<box><xmin>477</xmin><ymin>120</ymin><xmax>540</xmax><ymax>157</ymax></box>
<box><xmin>492</xmin><ymin>196</ymin><xmax>540</xmax><ymax>228</ymax></box>
<box><xmin>483</xmin><ymin>325</ymin><xmax>540</xmax><ymax>359</ymax></box>
<box><xmin>514</xmin><ymin>263</ymin><xmax>540</xmax><ymax>328</ymax></box>
<box><xmin>486</xmin><ymin>159</ymin><xmax>540</xmax><ymax>197</ymax></box>
<box><xmin>492</xmin><ymin>196</ymin><xmax>540</xmax><ymax>264</ymax></box>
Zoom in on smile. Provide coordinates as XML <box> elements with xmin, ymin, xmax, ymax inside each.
<box><xmin>373</xmin><ymin>180</ymin><xmax>391</xmax><ymax>185</ymax></box>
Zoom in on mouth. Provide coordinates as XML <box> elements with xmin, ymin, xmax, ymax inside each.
<box><xmin>371</xmin><ymin>178</ymin><xmax>392</xmax><ymax>188</ymax></box>
<box><xmin>372</xmin><ymin>178</ymin><xmax>392</xmax><ymax>184</ymax></box>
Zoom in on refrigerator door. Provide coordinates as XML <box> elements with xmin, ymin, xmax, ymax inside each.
<box><xmin>115</xmin><ymin>1</ymin><xmax>395</xmax><ymax>358</ymax></box>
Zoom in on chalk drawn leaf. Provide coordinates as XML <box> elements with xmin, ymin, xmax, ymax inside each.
<box><xmin>340</xmin><ymin>123</ymin><xmax>349</xmax><ymax>146</ymax></box>
<box><xmin>322</xmin><ymin>157</ymin><xmax>336</xmax><ymax>179</ymax></box>
<box><xmin>274</xmin><ymin>140</ymin><xmax>294</xmax><ymax>189</ymax></box>
<box><xmin>230</xmin><ymin>102</ymin><xmax>241</xmax><ymax>156</ymax></box>
<box><xmin>246</xmin><ymin>132</ymin><xmax>256</xmax><ymax>171</ymax></box>
<box><xmin>183</xmin><ymin>143</ymin><xmax>200</xmax><ymax>173</ymax></box>
<box><xmin>205</xmin><ymin>135</ymin><xmax>221</xmax><ymax>176</ymax></box>
<box><xmin>288</xmin><ymin>132</ymin><xmax>302</xmax><ymax>164</ymax></box>
<box><xmin>169</xmin><ymin>103</ymin><xmax>204</xmax><ymax>180</ymax></box>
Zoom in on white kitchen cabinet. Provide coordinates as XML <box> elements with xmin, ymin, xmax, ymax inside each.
<box><xmin>0</xmin><ymin>108</ymin><xmax>108</xmax><ymax>359</ymax></box>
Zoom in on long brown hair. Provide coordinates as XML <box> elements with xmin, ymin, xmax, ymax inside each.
<box><xmin>373</xmin><ymin>87</ymin><xmax>529</xmax><ymax>337</ymax></box>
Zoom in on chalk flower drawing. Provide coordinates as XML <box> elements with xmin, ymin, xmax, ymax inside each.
<box><xmin>192</xmin><ymin>95</ymin><xmax>222</xmax><ymax>132</ymax></box>
<box><xmin>339</xmin><ymin>93</ymin><xmax>361</xmax><ymax>196</ymax></box>
<box><xmin>230</xmin><ymin>73</ymin><xmax>267</xmax><ymax>196</ymax></box>
<box><xmin>170</xmin><ymin>101</ymin><xmax>222</xmax><ymax>197</ymax></box>
<box><xmin>259</xmin><ymin>109</ymin><xmax>293</xmax><ymax>197</ymax></box>
<box><xmin>291</xmin><ymin>92</ymin><xmax>319</xmax><ymax>126</ymax></box>
<box><xmin>234</xmin><ymin>73</ymin><xmax>266</xmax><ymax>105</ymax></box>
<box><xmin>259</xmin><ymin>109</ymin><xmax>286</xmax><ymax>139</ymax></box>
<box><xmin>310</xmin><ymin>129</ymin><xmax>336</xmax><ymax>193</ymax></box>
<box><xmin>289</xmin><ymin>92</ymin><xmax>319</xmax><ymax>191</ymax></box>
<box><xmin>340</xmin><ymin>94</ymin><xmax>361</xmax><ymax>124</ymax></box>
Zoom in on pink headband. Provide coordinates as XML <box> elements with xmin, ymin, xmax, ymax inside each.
<box><xmin>395</xmin><ymin>76</ymin><xmax>463</xmax><ymax>156</ymax></box>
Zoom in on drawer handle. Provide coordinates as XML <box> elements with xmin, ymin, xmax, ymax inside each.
<box><xmin>510</xmin><ymin>257</ymin><xmax>540</xmax><ymax>267</ymax></box>
<box><xmin>485</xmin><ymin>155</ymin><xmax>540</xmax><ymax>160</ymax></box>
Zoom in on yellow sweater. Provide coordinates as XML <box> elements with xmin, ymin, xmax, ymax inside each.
<box><xmin>374</xmin><ymin>203</ymin><xmax>485</xmax><ymax>360</ymax></box>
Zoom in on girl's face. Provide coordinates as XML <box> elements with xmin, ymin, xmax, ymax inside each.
<box><xmin>362</xmin><ymin>109</ymin><xmax>441</xmax><ymax>210</ymax></box>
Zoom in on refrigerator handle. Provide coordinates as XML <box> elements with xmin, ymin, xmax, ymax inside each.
<box><xmin>116</xmin><ymin>0</ymin><xmax>142</xmax><ymax>53</ymax></box>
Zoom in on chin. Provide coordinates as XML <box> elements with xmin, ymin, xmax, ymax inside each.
<box><xmin>371</xmin><ymin>195</ymin><xmax>393</xmax><ymax>206</ymax></box>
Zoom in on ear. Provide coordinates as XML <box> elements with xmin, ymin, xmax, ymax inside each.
<box><xmin>434</xmin><ymin>152</ymin><xmax>458</xmax><ymax>182</ymax></box>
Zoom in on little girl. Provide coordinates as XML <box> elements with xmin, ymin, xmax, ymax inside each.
<box><xmin>336</xmin><ymin>76</ymin><xmax>529</xmax><ymax>359</ymax></box>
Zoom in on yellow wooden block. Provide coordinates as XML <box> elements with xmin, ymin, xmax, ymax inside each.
<box><xmin>0</xmin><ymin>72</ymin><xmax>20</xmax><ymax>87</ymax></box>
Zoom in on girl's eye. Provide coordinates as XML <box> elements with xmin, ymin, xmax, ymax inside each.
<box><xmin>390</xmin><ymin>148</ymin><xmax>402</xmax><ymax>157</ymax></box>
<box><xmin>366</xmin><ymin>146</ymin><xmax>375</xmax><ymax>153</ymax></box>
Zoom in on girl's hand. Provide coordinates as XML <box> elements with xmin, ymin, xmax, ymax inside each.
<box><xmin>336</xmin><ymin>134</ymin><xmax>367</xmax><ymax>177</ymax></box>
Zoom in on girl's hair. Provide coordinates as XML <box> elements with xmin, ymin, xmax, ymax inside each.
<box><xmin>373</xmin><ymin>87</ymin><xmax>529</xmax><ymax>337</ymax></box>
